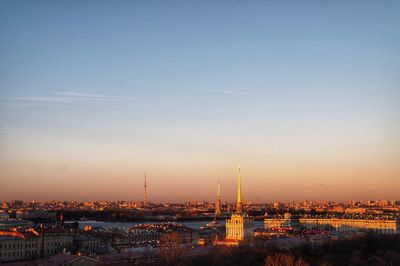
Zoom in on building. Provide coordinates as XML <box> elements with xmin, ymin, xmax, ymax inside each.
<box><xmin>0</xmin><ymin>227</ymin><xmax>73</xmax><ymax>263</ymax></box>
<box><xmin>299</xmin><ymin>217</ymin><xmax>399</xmax><ymax>234</ymax></box>
<box><xmin>16</xmin><ymin>210</ymin><xmax>57</xmax><ymax>221</ymax></box>
<box><xmin>0</xmin><ymin>219</ymin><xmax>34</xmax><ymax>231</ymax></box>
<box><xmin>265</xmin><ymin>214</ymin><xmax>400</xmax><ymax>234</ymax></box>
<box><xmin>222</xmin><ymin>165</ymin><xmax>255</xmax><ymax>246</ymax></box>
<box><xmin>264</xmin><ymin>213</ymin><xmax>298</xmax><ymax>230</ymax></box>
<box><xmin>344</xmin><ymin>207</ymin><xmax>366</xmax><ymax>214</ymax></box>
<box><xmin>73</xmin><ymin>234</ymin><xmax>101</xmax><ymax>252</ymax></box>
<box><xmin>0</xmin><ymin>211</ymin><xmax>10</xmax><ymax>221</ymax></box>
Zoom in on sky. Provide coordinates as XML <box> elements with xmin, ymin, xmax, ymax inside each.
<box><xmin>0</xmin><ymin>1</ymin><xmax>399</xmax><ymax>202</ymax></box>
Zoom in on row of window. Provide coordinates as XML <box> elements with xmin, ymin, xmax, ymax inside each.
<box><xmin>0</xmin><ymin>249</ymin><xmax>38</xmax><ymax>258</ymax></box>
<box><xmin>0</xmin><ymin>242</ymin><xmax>39</xmax><ymax>249</ymax></box>
<box><xmin>0</xmin><ymin>241</ymin><xmax>69</xmax><ymax>250</ymax></box>
<box><xmin>0</xmin><ymin>248</ymin><xmax>58</xmax><ymax>259</ymax></box>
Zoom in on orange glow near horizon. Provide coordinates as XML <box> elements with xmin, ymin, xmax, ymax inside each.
<box><xmin>1</xmin><ymin>142</ymin><xmax>399</xmax><ymax>202</ymax></box>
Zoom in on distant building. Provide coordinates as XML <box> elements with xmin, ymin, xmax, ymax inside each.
<box><xmin>344</xmin><ymin>207</ymin><xmax>366</xmax><ymax>214</ymax></box>
<box><xmin>265</xmin><ymin>215</ymin><xmax>400</xmax><ymax>234</ymax></box>
<box><xmin>329</xmin><ymin>205</ymin><xmax>345</xmax><ymax>213</ymax></box>
<box><xmin>73</xmin><ymin>234</ymin><xmax>101</xmax><ymax>252</ymax></box>
<box><xmin>264</xmin><ymin>213</ymin><xmax>299</xmax><ymax>230</ymax></box>
<box><xmin>0</xmin><ymin>211</ymin><xmax>10</xmax><ymax>221</ymax></box>
<box><xmin>16</xmin><ymin>210</ymin><xmax>57</xmax><ymax>221</ymax></box>
<box><xmin>0</xmin><ymin>219</ymin><xmax>34</xmax><ymax>231</ymax></box>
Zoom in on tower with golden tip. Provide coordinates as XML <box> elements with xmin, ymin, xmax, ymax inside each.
<box><xmin>224</xmin><ymin>165</ymin><xmax>255</xmax><ymax>245</ymax></box>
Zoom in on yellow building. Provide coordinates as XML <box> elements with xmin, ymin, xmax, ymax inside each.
<box><xmin>222</xmin><ymin>166</ymin><xmax>255</xmax><ymax>246</ymax></box>
<box><xmin>265</xmin><ymin>215</ymin><xmax>399</xmax><ymax>234</ymax></box>
<box><xmin>264</xmin><ymin>213</ymin><xmax>294</xmax><ymax>229</ymax></box>
<box><xmin>299</xmin><ymin>217</ymin><xmax>398</xmax><ymax>234</ymax></box>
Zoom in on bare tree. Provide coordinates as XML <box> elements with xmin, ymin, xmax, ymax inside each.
<box><xmin>265</xmin><ymin>253</ymin><xmax>310</xmax><ymax>266</ymax></box>
<box><xmin>159</xmin><ymin>232</ymin><xmax>188</xmax><ymax>265</ymax></box>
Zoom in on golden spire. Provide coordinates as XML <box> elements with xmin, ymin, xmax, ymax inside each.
<box><xmin>237</xmin><ymin>164</ymin><xmax>243</xmax><ymax>213</ymax></box>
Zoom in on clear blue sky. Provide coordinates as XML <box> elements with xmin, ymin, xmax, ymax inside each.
<box><xmin>1</xmin><ymin>1</ymin><xmax>399</xmax><ymax>202</ymax></box>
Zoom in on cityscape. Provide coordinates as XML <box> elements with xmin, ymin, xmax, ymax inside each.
<box><xmin>1</xmin><ymin>1</ymin><xmax>400</xmax><ymax>266</ymax></box>
<box><xmin>1</xmin><ymin>168</ymin><xmax>399</xmax><ymax>264</ymax></box>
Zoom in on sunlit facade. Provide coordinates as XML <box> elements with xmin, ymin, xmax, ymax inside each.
<box><xmin>265</xmin><ymin>213</ymin><xmax>400</xmax><ymax>234</ymax></box>
<box><xmin>222</xmin><ymin>166</ymin><xmax>255</xmax><ymax>246</ymax></box>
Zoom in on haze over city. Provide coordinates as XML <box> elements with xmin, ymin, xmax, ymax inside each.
<box><xmin>1</xmin><ymin>1</ymin><xmax>399</xmax><ymax>202</ymax></box>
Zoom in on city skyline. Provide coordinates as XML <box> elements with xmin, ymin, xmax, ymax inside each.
<box><xmin>1</xmin><ymin>166</ymin><xmax>398</xmax><ymax>202</ymax></box>
<box><xmin>1</xmin><ymin>1</ymin><xmax>399</xmax><ymax>202</ymax></box>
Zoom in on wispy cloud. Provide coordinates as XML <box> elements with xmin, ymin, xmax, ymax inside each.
<box><xmin>194</xmin><ymin>88</ymin><xmax>261</xmax><ymax>97</ymax></box>
<box><xmin>0</xmin><ymin>91</ymin><xmax>133</xmax><ymax>106</ymax></box>
<box><xmin>197</xmin><ymin>89</ymin><xmax>237</xmax><ymax>95</ymax></box>
<box><xmin>51</xmin><ymin>91</ymin><xmax>124</xmax><ymax>102</ymax></box>
<box><xmin>0</xmin><ymin>96</ymin><xmax>74</xmax><ymax>103</ymax></box>
<box><xmin>53</xmin><ymin>91</ymin><xmax>114</xmax><ymax>99</ymax></box>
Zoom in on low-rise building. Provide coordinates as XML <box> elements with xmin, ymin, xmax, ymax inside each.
<box><xmin>0</xmin><ymin>219</ymin><xmax>34</xmax><ymax>231</ymax></box>
<box><xmin>265</xmin><ymin>214</ymin><xmax>400</xmax><ymax>234</ymax></box>
<box><xmin>345</xmin><ymin>207</ymin><xmax>366</xmax><ymax>214</ymax></box>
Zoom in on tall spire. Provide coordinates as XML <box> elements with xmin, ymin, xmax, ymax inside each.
<box><xmin>218</xmin><ymin>180</ymin><xmax>221</xmax><ymax>203</ymax></box>
<box><xmin>237</xmin><ymin>165</ymin><xmax>243</xmax><ymax>213</ymax></box>
<box><xmin>216</xmin><ymin>179</ymin><xmax>222</xmax><ymax>216</ymax></box>
<box><xmin>144</xmin><ymin>172</ymin><xmax>148</xmax><ymax>208</ymax></box>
